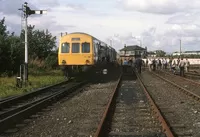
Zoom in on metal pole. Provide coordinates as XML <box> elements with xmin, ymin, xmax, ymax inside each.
<box><xmin>24</xmin><ymin>2</ymin><xmax>28</xmax><ymax>84</ymax></box>
<box><xmin>180</xmin><ymin>39</ymin><xmax>181</xmax><ymax>57</ymax></box>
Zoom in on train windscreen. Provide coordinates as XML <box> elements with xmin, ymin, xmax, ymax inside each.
<box><xmin>61</xmin><ymin>43</ymin><xmax>70</xmax><ymax>53</ymax></box>
<box><xmin>82</xmin><ymin>42</ymin><xmax>90</xmax><ymax>53</ymax></box>
<box><xmin>72</xmin><ymin>43</ymin><xmax>80</xmax><ymax>53</ymax></box>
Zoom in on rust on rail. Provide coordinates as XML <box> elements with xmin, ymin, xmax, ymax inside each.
<box><xmin>94</xmin><ymin>74</ymin><xmax>122</xmax><ymax>137</ymax></box>
<box><xmin>152</xmin><ymin>72</ymin><xmax>200</xmax><ymax>102</ymax></box>
<box><xmin>163</xmin><ymin>70</ymin><xmax>200</xmax><ymax>86</ymax></box>
<box><xmin>136</xmin><ymin>73</ymin><xmax>175</xmax><ymax>137</ymax></box>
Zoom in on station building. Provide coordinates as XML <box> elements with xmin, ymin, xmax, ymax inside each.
<box><xmin>119</xmin><ymin>45</ymin><xmax>147</xmax><ymax>62</ymax></box>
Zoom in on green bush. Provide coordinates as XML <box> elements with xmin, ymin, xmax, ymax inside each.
<box><xmin>44</xmin><ymin>54</ymin><xmax>58</xmax><ymax>69</ymax></box>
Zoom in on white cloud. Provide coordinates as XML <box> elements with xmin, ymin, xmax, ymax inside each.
<box><xmin>30</xmin><ymin>0</ymin><xmax>60</xmax><ymax>7</ymax></box>
<box><xmin>118</xmin><ymin>0</ymin><xmax>200</xmax><ymax>14</ymax></box>
<box><xmin>1</xmin><ymin>0</ymin><xmax>200</xmax><ymax>53</ymax></box>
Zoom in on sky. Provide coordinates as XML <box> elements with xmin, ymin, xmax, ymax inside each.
<box><xmin>1</xmin><ymin>0</ymin><xmax>200</xmax><ymax>53</ymax></box>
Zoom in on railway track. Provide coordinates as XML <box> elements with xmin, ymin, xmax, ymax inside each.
<box><xmin>153</xmin><ymin>70</ymin><xmax>200</xmax><ymax>101</ymax></box>
<box><xmin>185</xmin><ymin>72</ymin><xmax>200</xmax><ymax>80</ymax></box>
<box><xmin>95</xmin><ymin>71</ymin><xmax>171</xmax><ymax>137</ymax></box>
<box><xmin>0</xmin><ymin>79</ymin><xmax>87</xmax><ymax>134</ymax></box>
<box><xmin>140</xmin><ymin>70</ymin><xmax>200</xmax><ymax>137</ymax></box>
<box><xmin>0</xmin><ymin>95</ymin><xmax>19</xmax><ymax>103</ymax></box>
<box><xmin>168</xmin><ymin>69</ymin><xmax>200</xmax><ymax>80</ymax></box>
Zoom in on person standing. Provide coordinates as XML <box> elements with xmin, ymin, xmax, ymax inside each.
<box><xmin>148</xmin><ymin>59</ymin><xmax>152</xmax><ymax>71</ymax></box>
<box><xmin>177</xmin><ymin>57</ymin><xmax>180</xmax><ymax>66</ymax></box>
<box><xmin>146</xmin><ymin>59</ymin><xmax>148</xmax><ymax>68</ymax></box>
<box><xmin>136</xmin><ymin>58</ymin><xmax>142</xmax><ymax>73</ymax></box>
<box><xmin>171</xmin><ymin>60</ymin><xmax>176</xmax><ymax>74</ymax></box>
<box><xmin>164</xmin><ymin>58</ymin><xmax>167</xmax><ymax>69</ymax></box>
<box><xmin>155</xmin><ymin>58</ymin><xmax>159</xmax><ymax>70</ymax></box>
<box><xmin>169</xmin><ymin>58</ymin><xmax>172</xmax><ymax>70</ymax></box>
<box><xmin>185</xmin><ymin>58</ymin><xmax>190</xmax><ymax>72</ymax></box>
<box><xmin>123</xmin><ymin>58</ymin><xmax>128</xmax><ymax>65</ymax></box>
<box><xmin>158</xmin><ymin>58</ymin><xmax>162</xmax><ymax>70</ymax></box>
<box><xmin>179</xmin><ymin>57</ymin><xmax>185</xmax><ymax>76</ymax></box>
<box><xmin>161</xmin><ymin>58</ymin><xmax>165</xmax><ymax>69</ymax></box>
<box><xmin>152</xmin><ymin>58</ymin><xmax>156</xmax><ymax>71</ymax></box>
<box><xmin>120</xmin><ymin>58</ymin><xmax>123</xmax><ymax>66</ymax></box>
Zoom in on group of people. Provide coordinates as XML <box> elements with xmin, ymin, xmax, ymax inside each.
<box><xmin>145</xmin><ymin>57</ymin><xmax>190</xmax><ymax>76</ymax></box>
<box><xmin>121</xmin><ymin>57</ymin><xmax>190</xmax><ymax>76</ymax></box>
<box><xmin>121</xmin><ymin>58</ymin><xmax>143</xmax><ymax>73</ymax></box>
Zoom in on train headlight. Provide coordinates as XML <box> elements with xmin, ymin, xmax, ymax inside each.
<box><xmin>86</xmin><ymin>60</ymin><xmax>90</xmax><ymax>65</ymax></box>
<box><xmin>62</xmin><ymin>60</ymin><xmax>66</xmax><ymax>65</ymax></box>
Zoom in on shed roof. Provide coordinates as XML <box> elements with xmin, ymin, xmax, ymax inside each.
<box><xmin>119</xmin><ymin>45</ymin><xmax>145</xmax><ymax>51</ymax></box>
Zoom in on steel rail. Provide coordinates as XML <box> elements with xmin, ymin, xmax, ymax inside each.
<box><xmin>0</xmin><ymin>81</ymin><xmax>87</xmax><ymax>133</ymax></box>
<box><xmin>0</xmin><ymin>95</ymin><xmax>19</xmax><ymax>103</ymax></box>
<box><xmin>0</xmin><ymin>79</ymin><xmax>73</xmax><ymax>110</ymax></box>
<box><xmin>162</xmin><ymin>70</ymin><xmax>200</xmax><ymax>85</ymax></box>
<box><xmin>152</xmin><ymin>71</ymin><xmax>200</xmax><ymax>101</ymax></box>
<box><xmin>94</xmin><ymin>74</ymin><xmax>122</xmax><ymax>137</ymax></box>
<box><xmin>0</xmin><ymin>92</ymin><xmax>58</xmax><ymax>120</ymax></box>
<box><xmin>136</xmin><ymin>73</ymin><xmax>175</xmax><ymax>137</ymax></box>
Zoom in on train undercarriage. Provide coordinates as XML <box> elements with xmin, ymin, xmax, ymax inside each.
<box><xmin>61</xmin><ymin>65</ymin><xmax>92</xmax><ymax>80</ymax></box>
<box><xmin>61</xmin><ymin>62</ymin><xmax>118</xmax><ymax>80</ymax></box>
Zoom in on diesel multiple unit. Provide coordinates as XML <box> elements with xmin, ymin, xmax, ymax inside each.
<box><xmin>58</xmin><ymin>32</ymin><xmax>117</xmax><ymax>77</ymax></box>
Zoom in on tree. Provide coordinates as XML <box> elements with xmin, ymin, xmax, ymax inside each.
<box><xmin>155</xmin><ymin>50</ymin><xmax>166</xmax><ymax>57</ymax></box>
<box><xmin>0</xmin><ymin>17</ymin><xmax>58</xmax><ymax>76</ymax></box>
<box><xmin>44</xmin><ymin>48</ymin><xmax>58</xmax><ymax>69</ymax></box>
<box><xmin>20</xmin><ymin>25</ymin><xmax>57</xmax><ymax>60</ymax></box>
<box><xmin>0</xmin><ymin>17</ymin><xmax>12</xmax><ymax>74</ymax></box>
<box><xmin>8</xmin><ymin>35</ymin><xmax>24</xmax><ymax>73</ymax></box>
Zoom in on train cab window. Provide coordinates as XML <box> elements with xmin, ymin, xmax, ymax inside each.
<box><xmin>72</xmin><ymin>43</ymin><xmax>80</xmax><ymax>53</ymax></box>
<box><xmin>82</xmin><ymin>42</ymin><xmax>90</xmax><ymax>53</ymax></box>
<box><xmin>61</xmin><ymin>43</ymin><xmax>70</xmax><ymax>53</ymax></box>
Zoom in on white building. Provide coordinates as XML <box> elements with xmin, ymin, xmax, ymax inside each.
<box><xmin>172</xmin><ymin>51</ymin><xmax>200</xmax><ymax>56</ymax></box>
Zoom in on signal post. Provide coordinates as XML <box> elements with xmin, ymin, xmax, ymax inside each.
<box><xmin>19</xmin><ymin>2</ymin><xmax>47</xmax><ymax>86</ymax></box>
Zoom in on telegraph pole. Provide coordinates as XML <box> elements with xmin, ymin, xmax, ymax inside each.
<box><xmin>18</xmin><ymin>2</ymin><xmax>47</xmax><ymax>86</ymax></box>
<box><xmin>180</xmin><ymin>39</ymin><xmax>182</xmax><ymax>57</ymax></box>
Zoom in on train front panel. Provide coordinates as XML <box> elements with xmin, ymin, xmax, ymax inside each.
<box><xmin>58</xmin><ymin>33</ymin><xmax>94</xmax><ymax>66</ymax></box>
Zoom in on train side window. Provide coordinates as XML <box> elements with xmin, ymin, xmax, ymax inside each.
<box><xmin>61</xmin><ymin>43</ymin><xmax>70</xmax><ymax>53</ymax></box>
<box><xmin>82</xmin><ymin>42</ymin><xmax>90</xmax><ymax>53</ymax></box>
<box><xmin>72</xmin><ymin>43</ymin><xmax>80</xmax><ymax>53</ymax></box>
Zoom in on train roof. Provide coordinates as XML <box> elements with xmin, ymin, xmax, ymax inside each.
<box><xmin>67</xmin><ymin>32</ymin><xmax>101</xmax><ymax>41</ymax></box>
<box><xmin>66</xmin><ymin>32</ymin><xmax>108</xmax><ymax>46</ymax></box>
<box><xmin>63</xmin><ymin>32</ymin><xmax>116</xmax><ymax>51</ymax></box>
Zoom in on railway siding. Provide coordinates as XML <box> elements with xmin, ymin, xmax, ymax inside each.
<box><xmin>0</xmin><ymin>81</ymin><xmax>87</xmax><ymax>134</ymax></box>
<box><xmin>156</xmin><ymin>70</ymin><xmax>200</xmax><ymax>97</ymax></box>
<box><xmin>141</xmin><ymin>70</ymin><xmax>200</xmax><ymax>137</ymax></box>
<box><xmin>4</xmin><ymin>80</ymin><xmax>119</xmax><ymax>137</ymax></box>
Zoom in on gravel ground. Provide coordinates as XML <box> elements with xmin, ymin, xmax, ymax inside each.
<box><xmin>2</xmin><ymin>65</ymin><xmax>120</xmax><ymax>137</ymax></box>
<box><xmin>2</xmin><ymin>81</ymin><xmax>119</xmax><ymax>137</ymax></box>
<box><xmin>155</xmin><ymin>70</ymin><xmax>200</xmax><ymax>96</ymax></box>
<box><xmin>165</xmin><ymin>69</ymin><xmax>200</xmax><ymax>82</ymax></box>
<box><xmin>109</xmin><ymin>74</ymin><xmax>165</xmax><ymax>137</ymax></box>
<box><xmin>140</xmin><ymin>70</ymin><xmax>200</xmax><ymax>137</ymax></box>
<box><xmin>0</xmin><ymin>82</ymin><xmax>78</xmax><ymax>121</ymax></box>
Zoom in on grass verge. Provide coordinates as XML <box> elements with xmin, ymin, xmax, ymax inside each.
<box><xmin>0</xmin><ymin>70</ymin><xmax>65</xmax><ymax>98</ymax></box>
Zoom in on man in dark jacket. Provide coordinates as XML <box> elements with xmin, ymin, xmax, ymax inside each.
<box><xmin>152</xmin><ymin>59</ymin><xmax>156</xmax><ymax>71</ymax></box>
<box><xmin>135</xmin><ymin>58</ymin><xmax>142</xmax><ymax>73</ymax></box>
